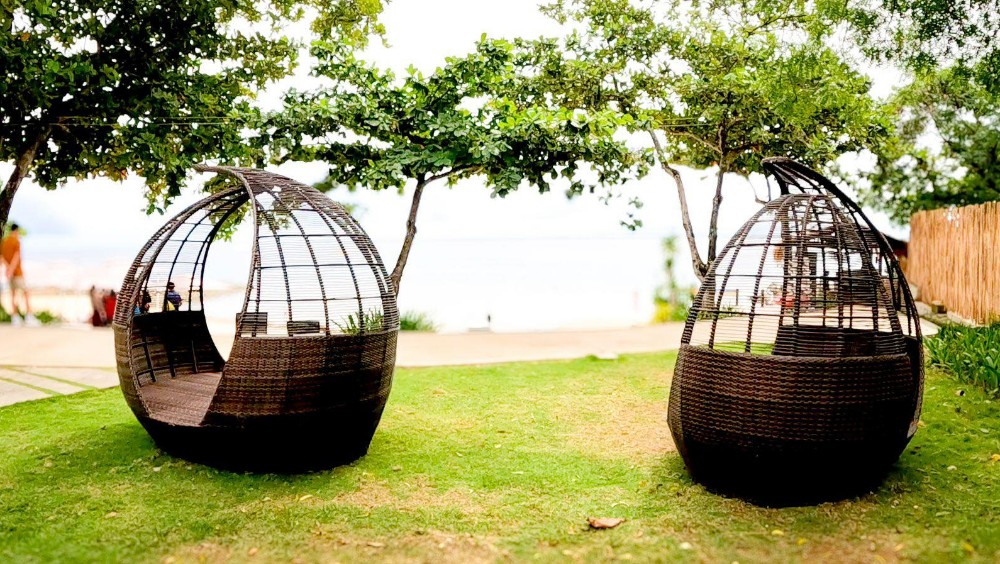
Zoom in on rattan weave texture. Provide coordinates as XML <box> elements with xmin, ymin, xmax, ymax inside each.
<box><xmin>762</xmin><ymin>157</ymin><xmax>924</xmax><ymax>427</ymax></box>
<box><xmin>112</xmin><ymin>167</ymin><xmax>399</xmax><ymax>471</ymax></box>
<box><xmin>668</xmin><ymin>159</ymin><xmax>923</xmax><ymax>505</ymax></box>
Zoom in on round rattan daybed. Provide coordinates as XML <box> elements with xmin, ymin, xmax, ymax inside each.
<box><xmin>668</xmin><ymin>164</ymin><xmax>923</xmax><ymax>505</ymax></box>
<box><xmin>112</xmin><ymin>166</ymin><xmax>399</xmax><ymax>471</ymax></box>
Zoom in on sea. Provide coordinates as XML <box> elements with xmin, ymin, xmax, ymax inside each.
<box><xmin>22</xmin><ymin>233</ymin><xmax>667</xmax><ymax>333</ymax></box>
<box><xmin>8</xmin><ymin>160</ymin><xmax>904</xmax><ymax>333</ymax></box>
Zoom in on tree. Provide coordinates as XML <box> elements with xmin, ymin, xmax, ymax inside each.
<box><xmin>857</xmin><ymin>64</ymin><xmax>1000</xmax><ymax>222</ymax></box>
<box><xmin>686</xmin><ymin>1</ymin><xmax>1000</xmax><ymax>222</ymax></box>
<box><xmin>259</xmin><ymin>38</ymin><xmax>649</xmax><ymax>295</ymax></box>
<box><xmin>822</xmin><ymin>0</ymin><xmax>1000</xmax><ymax>221</ymax></box>
<box><xmin>697</xmin><ymin>0</ymin><xmax>1000</xmax><ymax>80</ymax></box>
<box><xmin>0</xmin><ymin>0</ymin><xmax>383</xmax><ymax>229</ymax></box>
<box><xmin>739</xmin><ymin>0</ymin><xmax>1000</xmax><ymax>220</ymax></box>
<box><xmin>820</xmin><ymin>0</ymin><xmax>1000</xmax><ymax>79</ymax></box>
<box><xmin>521</xmin><ymin>0</ymin><xmax>889</xmax><ymax>281</ymax></box>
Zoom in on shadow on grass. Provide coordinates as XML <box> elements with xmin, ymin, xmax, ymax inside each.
<box><xmin>644</xmin><ymin>443</ymin><xmax>931</xmax><ymax>510</ymax></box>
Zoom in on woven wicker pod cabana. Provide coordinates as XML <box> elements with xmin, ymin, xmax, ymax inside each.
<box><xmin>112</xmin><ymin>166</ymin><xmax>399</xmax><ymax>471</ymax></box>
<box><xmin>668</xmin><ymin>168</ymin><xmax>923</xmax><ymax>505</ymax></box>
<box><xmin>762</xmin><ymin>157</ymin><xmax>923</xmax><ymax>392</ymax></box>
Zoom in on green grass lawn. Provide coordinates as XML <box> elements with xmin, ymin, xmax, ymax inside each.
<box><xmin>1</xmin><ymin>352</ymin><xmax>999</xmax><ymax>563</ymax></box>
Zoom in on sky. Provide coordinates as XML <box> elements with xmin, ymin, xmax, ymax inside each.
<box><xmin>2</xmin><ymin>0</ymin><xmax>908</xmax><ymax>331</ymax></box>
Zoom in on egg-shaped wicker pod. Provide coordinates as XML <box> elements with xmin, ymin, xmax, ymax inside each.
<box><xmin>112</xmin><ymin>166</ymin><xmax>399</xmax><ymax>471</ymax></box>
<box><xmin>762</xmin><ymin>157</ymin><xmax>923</xmax><ymax>429</ymax></box>
<box><xmin>668</xmin><ymin>192</ymin><xmax>919</xmax><ymax>505</ymax></box>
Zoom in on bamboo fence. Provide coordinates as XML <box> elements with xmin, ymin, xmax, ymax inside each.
<box><xmin>908</xmin><ymin>202</ymin><xmax>1000</xmax><ymax>324</ymax></box>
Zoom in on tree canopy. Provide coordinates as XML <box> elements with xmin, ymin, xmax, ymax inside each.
<box><xmin>837</xmin><ymin>0</ymin><xmax>1000</xmax><ymax>221</ymax></box>
<box><xmin>7</xmin><ymin>0</ymin><xmax>995</xmax><ymax>274</ymax></box>
<box><xmin>260</xmin><ymin>38</ymin><xmax>649</xmax><ymax>293</ymax></box>
<box><xmin>0</xmin><ymin>0</ymin><xmax>383</xmax><ymax>228</ymax></box>
<box><xmin>695</xmin><ymin>0</ymin><xmax>1000</xmax><ymax>78</ymax></box>
<box><xmin>694</xmin><ymin>0</ymin><xmax>1000</xmax><ymax>222</ymax></box>
<box><xmin>523</xmin><ymin>0</ymin><xmax>889</xmax><ymax>280</ymax></box>
<box><xmin>858</xmin><ymin>65</ymin><xmax>1000</xmax><ymax>222</ymax></box>
<box><xmin>822</xmin><ymin>0</ymin><xmax>1000</xmax><ymax>78</ymax></box>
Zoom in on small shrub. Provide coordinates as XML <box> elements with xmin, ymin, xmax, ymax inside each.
<box><xmin>926</xmin><ymin>322</ymin><xmax>1000</xmax><ymax>395</ymax></box>
<box><xmin>0</xmin><ymin>306</ymin><xmax>62</xmax><ymax>325</ymax></box>
<box><xmin>34</xmin><ymin>310</ymin><xmax>63</xmax><ymax>325</ymax></box>
<box><xmin>652</xmin><ymin>235</ymin><xmax>694</xmax><ymax>324</ymax></box>
<box><xmin>695</xmin><ymin>305</ymin><xmax>742</xmax><ymax>321</ymax></box>
<box><xmin>713</xmin><ymin>341</ymin><xmax>775</xmax><ymax>355</ymax></box>
<box><xmin>399</xmin><ymin>311</ymin><xmax>437</xmax><ymax>332</ymax></box>
<box><xmin>334</xmin><ymin>309</ymin><xmax>384</xmax><ymax>335</ymax></box>
<box><xmin>653</xmin><ymin>299</ymin><xmax>689</xmax><ymax>323</ymax></box>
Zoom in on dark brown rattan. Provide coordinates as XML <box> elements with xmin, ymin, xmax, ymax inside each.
<box><xmin>668</xmin><ymin>170</ymin><xmax>923</xmax><ymax>505</ymax></box>
<box><xmin>761</xmin><ymin>157</ymin><xmax>924</xmax><ymax>427</ymax></box>
<box><xmin>112</xmin><ymin>166</ymin><xmax>399</xmax><ymax>471</ymax></box>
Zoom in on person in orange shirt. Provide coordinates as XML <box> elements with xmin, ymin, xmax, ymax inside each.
<box><xmin>1</xmin><ymin>223</ymin><xmax>33</xmax><ymax>324</ymax></box>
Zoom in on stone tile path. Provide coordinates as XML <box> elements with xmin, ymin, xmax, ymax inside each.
<box><xmin>0</xmin><ymin>366</ymin><xmax>118</xmax><ymax>408</ymax></box>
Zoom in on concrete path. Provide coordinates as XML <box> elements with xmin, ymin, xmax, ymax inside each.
<box><xmin>0</xmin><ymin>365</ymin><xmax>118</xmax><ymax>407</ymax></box>
<box><xmin>0</xmin><ymin>323</ymin><xmax>688</xmax><ymax>407</ymax></box>
<box><xmin>0</xmin><ymin>316</ymin><xmax>937</xmax><ymax>408</ymax></box>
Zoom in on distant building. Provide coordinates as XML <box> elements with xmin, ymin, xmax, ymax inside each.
<box><xmin>881</xmin><ymin>233</ymin><xmax>909</xmax><ymax>259</ymax></box>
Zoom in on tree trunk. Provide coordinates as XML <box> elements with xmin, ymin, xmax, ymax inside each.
<box><xmin>699</xmin><ymin>164</ymin><xmax>730</xmax><ymax>314</ymax></box>
<box><xmin>647</xmin><ymin>129</ymin><xmax>707</xmax><ymax>282</ymax></box>
<box><xmin>389</xmin><ymin>176</ymin><xmax>429</xmax><ymax>296</ymax></box>
<box><xmin>706</xmin><ymin>163</ymin><xmax>727</xmax><ymax>265</ymax></box>
<box><xmin>0</xmin><ymin>127</ymin><xmax>51</xmax><ymax>230</ymax></box>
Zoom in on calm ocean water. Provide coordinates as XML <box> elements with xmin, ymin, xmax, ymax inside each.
<box><xmin>24</xmin><ymin>234</ymin><xmax>666</xmax><ymax>333</ymax></box>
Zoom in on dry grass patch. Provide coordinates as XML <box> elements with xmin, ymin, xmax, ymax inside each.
<box><xmin>310</xmin><ymin>528</ymin><xmax>507</xmax><ymax>563</ymax></box>
<box><xmin>800</xmin><ymin>535</ymin><xmax>907</xmax><ymax>563</ymax></box>
<box><xmin>730</xmin><ymin>533</ymin><xmax>909</xmax><ymax>564</ymax></box>
<box><xmin>551</xmin><ymin>391</ymin><xmax>674</xmax><ymax>459</ymax></box>
<box><xmin>334</xmin><ymin>474</ymin><xmax>499</xmax><ymax>516</ymax></box>
<box><xmin>160</xmin><ymin>541</ymin><xmax>232</xmax><ymax>564</ymax></box>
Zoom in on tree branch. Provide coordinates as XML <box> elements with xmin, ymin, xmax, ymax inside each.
<box><xmin>426</xmin><ymin>165</ymin><xmax>472</xmax><ymax>184</ymax></box>
<box><xmin>706</xmin><ymin>124</ymin><xmax>729</xmax><ymax>265</ymax></box>
<box><xmin>648</xmin><ymin>128</ymin><xmax>707</xmax><ymax>280</ymax></box>
<box><xmin>664</xmin><ymin>128</ymin><xmax>722</xmax><ymax>155</ymax></box>
<box><xmin>740</xmin><ymin>13</ymin><xmax>810</xmax><ymax>37</ymax></box>
<box><xmin>706</xmin><ymin>162</ymin><xmax>727</xmax><ymax>265</ymax></box>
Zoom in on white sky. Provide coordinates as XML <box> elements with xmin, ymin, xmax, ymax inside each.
<box><xmin>2</xmin><ymin>0</ymin><xmax>909</xmax><ymax>329</ymax></box>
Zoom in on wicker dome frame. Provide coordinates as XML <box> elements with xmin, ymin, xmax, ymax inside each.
<box><xmin>668</xmin><ymin>158</ymin><xmax>923</xmax><ymax>505</ymax></box>
<box><xmin>763</xmin><ymin>157</ymin><xmax>924</xmax><ymax>428</ymax></box>
<box><xmin>112</xmin><ymin>166</ymin><xmax>399</xmax><ymax>471</ymax></box>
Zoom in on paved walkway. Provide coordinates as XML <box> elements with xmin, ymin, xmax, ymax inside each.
<box><xmin>0</xmin><ymin>366</ymin><xmax>119</xmax><ymax>406</ymax></box>
<box><xmin>0</xmin><ymin>323</ymin><xmax>688</xmax><ymax>407</ymax></box>
<box><xmin>0</xmin><ymin>317</ymin><xmax>938</xmax><ymax>408</ymax></box>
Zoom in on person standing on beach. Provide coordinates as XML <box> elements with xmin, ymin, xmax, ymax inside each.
<box><xmin>1</xmin><ymin>223</ymin><xmax>37</xmax><ymax>326</ymax></box>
